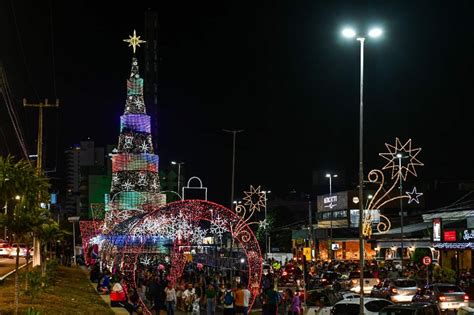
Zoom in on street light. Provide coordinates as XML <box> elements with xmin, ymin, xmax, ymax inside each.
<box><xmin>325</xmin><ymin>173</ymin><xmax>338</xmax><ymax>260</ymax></box>
<box><xmin>262</xmin><ymin>190</ymin><xmax>271</xmax><ymax>259</ymax></box>
<box><xmin>396</xmin><ymin>153</ymin><xmax>408</xmax><ymax>273</ymax></box>
<box><xmin>342</xmin><ymin>26</ymin><xmax>383</xmax><ymax>315</ymax></box>
<box><xmin>171</xmin><ymin>161</ymin><xmax>185</xmax><ymax>194</ymax></box>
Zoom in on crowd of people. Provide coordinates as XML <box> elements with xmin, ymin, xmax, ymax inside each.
<box><xmin>89</xmin><ymin>261</ymin><xmax>255</xmax><ymax>315</ymax></box>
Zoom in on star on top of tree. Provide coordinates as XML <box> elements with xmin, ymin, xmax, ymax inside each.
<box><xmin>242</xmin><ymin>185</ymin><xmax>266</xmax><ymax>212</ymax></box>
<box><xmin>379</xmin><ymin>138</ymin><xmax>424</xmax><ymax>180</ymax></box>
<box><xmin>123</xmin><ymin>30</ymin><xmax>146</xmax><ymax>54</ymax></box>
<box><xmin>406</xmin><ymin>187</ymin><xmax>423</xmax><ymax>204</ymax></box>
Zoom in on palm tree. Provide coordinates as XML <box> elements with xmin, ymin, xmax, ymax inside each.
<box><xmin>0</xmin><ymin>155</ymin><xmax>50</xmax><ymax>314</ymax></box>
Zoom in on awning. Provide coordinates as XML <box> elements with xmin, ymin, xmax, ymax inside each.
<box><xmin>373</xmin><ymin>222</ymin><xmax>431</xmax><ymax>235</ymax></box>
<box><xmin>423</xmin><ymin>210</ymin><xmax>474</xmax><ymax>222</ymax></box>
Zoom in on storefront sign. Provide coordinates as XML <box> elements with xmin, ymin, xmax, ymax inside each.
<box><xmin>443</xmin><ymin>230</ymin><xmax>456</xmax><ymax>242</ymax></box>
<box><xmin>434</xmin><ymin>242</ymin><xmax>474</xmax><ymax>249</ymax></box>
<box><xmin>432</xmin><ymin>218</ymin><xmax>442</xmax><ymax>242</ymax></box>
<box><xmin>462</xmin><ymin>229</ymin><xmax>474</xmax><ymax>241</ymax></box>
<box><xmin>317</xmin><ymin>191</ymin><xmax>348</xmax><ymax>211</ymax></box>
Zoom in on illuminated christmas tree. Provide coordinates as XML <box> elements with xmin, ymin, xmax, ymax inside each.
<box><xmin>106</xmin><ymin>31</ymin><xmax>165</xmax><ymax>226</ymax></box>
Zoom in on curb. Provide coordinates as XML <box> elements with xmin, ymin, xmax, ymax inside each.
<box><xmin>0</xmin><ymin>261</ymin><xmax>31</xmax><ymax>282</ymax></box>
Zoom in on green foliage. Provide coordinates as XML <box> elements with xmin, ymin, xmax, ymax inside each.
<box><xmin>433</xmin><ymin>265</ymin><xmax>456</xmax><ymax>283</ymax></box>
<box><xmin>44</xmin><ymin>258</ymin><xmax>59</xmax><ymax>286</ymax></box>
<box><xmin>25</xmin><ymin>308</ymin><xmax>41</xmax><ymax>315</ymax></box>
<box><xmin>411</xmin><ymin>248</ymin><xmax>432</xmax><ymax>263</ymax></box>
<box><xmin>23</xmin><ymin>269</ymin><xmax>43</xmax><ymax>303</ymax></box>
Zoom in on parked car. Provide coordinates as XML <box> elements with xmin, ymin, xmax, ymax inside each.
<box><xmin>0</xmin><ymin>242</ymin><xmax>11</xmax><ymax>258</ymax></box>
<box><xmin>348</xmin><ymin>271</ymin><xmax>380</xmax><ymax>294</ymax></box>
<box><xmin>412</xmin><ymin>283</ymin><xmax>469</xmax><ymax>313</ymax></box>
<box><xmin>371</xmin><ymin>278</ymin><xmax>419</xmax><ymax>303</ymax></box>
<box><xmin>330</xmin><ymin>297</ymin><xmax>393</xmax><ymax>315</ymax></box>
<box><xmin>379</xmin><ymin>302</ymin><xmax>441</xmax><ymax>315</ymax></box>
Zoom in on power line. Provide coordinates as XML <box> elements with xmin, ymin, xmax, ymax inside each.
<box><xmin>9</xmin><ymin>0</ymin><xmax>39</xmax><ymax>101</ymax></box>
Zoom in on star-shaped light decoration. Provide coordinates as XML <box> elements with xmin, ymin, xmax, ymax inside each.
<box><xmin>122</xmin><ymin>180</ymin><xmax>134</xmax><ymax>191</ymax></box>
<box><xmin>259</xmin><ymin>219</ymin><xmax>269</xmax><ymax>230</ymax></box>
<box><xmin>242</xmin><ymin>185</ymin><xmax>267</xmax><ymax>212</ymax></box>
<box><xmin>406</xmin><ymin>187</ymin><xmax>423</xmax><ymax>204</ymax></box>
<box><xmin>379</xmin><ymin>138</ymin><xmax>424</xmax><ymax>180</ymax></box>
<box><xmin>140</xmin><ymin>255</ymin><xmax>152</xmax><ymax>266</ymax></box>
<box><xmin>123</xmin><ymin>30</ymin><xmax>146</xmax><ymax>54</ymax></box>
<box><xmin>140</xmin><ymin>141</ymin><xmax>150</xmax><ymax>153</ymax></box>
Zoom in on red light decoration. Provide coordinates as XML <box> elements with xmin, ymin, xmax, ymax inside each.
<box><xmin>99</xmin><ymin>200</ymin><xmax>262</xmax><ymax>315</ymax></box>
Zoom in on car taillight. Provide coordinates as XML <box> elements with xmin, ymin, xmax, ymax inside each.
<box><xmin>391</xmin><ymin>288</ymin><xmax>398</xmax><ymax>294</ymax></box>
<box><xmin>438</xmin><ymin>295</ymin><xmax>446</xmax><ymax>302</ymax></box>
<box><xmin>282</xmin><ymin>271</ymin><xmax>287</xmax><ymax>276</ymax></box>
<box><xmin>464</xmin><ymin>295</ymin><xmax>469</xmax><ymax>301</ymax></box>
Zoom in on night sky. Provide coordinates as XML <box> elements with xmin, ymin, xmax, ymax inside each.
<box><xmin>1</xmin><ymin>1</ymin><xmax>474</xmax><ymax>205</ymax></box>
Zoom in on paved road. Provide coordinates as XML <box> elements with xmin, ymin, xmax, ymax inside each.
<box><xmin>0</xmin><ymin>257</ymin><xmax>26</xmax><ymax>278</ymax></box>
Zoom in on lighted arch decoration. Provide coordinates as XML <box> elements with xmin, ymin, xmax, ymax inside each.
<box><xmin>106</xmin><ymin>199</ymin><xmax>263</xmax><ymax>314</ymax></box>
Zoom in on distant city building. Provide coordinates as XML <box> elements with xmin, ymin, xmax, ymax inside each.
<box><xmin>64</xmin><ymin>140</ymin><xmax>111</xmax><ymax>217</ymax></box>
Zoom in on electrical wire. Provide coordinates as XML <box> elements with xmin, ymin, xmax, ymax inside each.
<box><xmin>0</xmin><ymin>65</ymin><xmax>29</xmax><ymax>160</ymax></box>
<box><xmin>10</xmin><ymin>0</ymin><xmax>39</xmax><ymax>101</ymax></box>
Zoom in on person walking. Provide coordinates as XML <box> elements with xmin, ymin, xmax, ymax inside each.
<box><xmin>206</xmin><ymin>283</ymin><xmax>217</xmax><ymax>315</ymax></box>
<box><xmin>222</xmin><ymin>283</ymin><xmax>235</xmax><ymax>315</ymax></box>
<box><xmin>164</xmin><ymin>282</ymin><xmax>177</xmax><ymax>315</ymax></box>
<box><xmin>234</xmin><ymin>283</ymin><xmax>251</xmax><ymax>315</ymax></box>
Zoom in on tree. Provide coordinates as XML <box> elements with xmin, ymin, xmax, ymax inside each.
<box><xmin>0</xmin><ymin>155</ymin><xmax>50</xmax><ymax>314</ymax></box>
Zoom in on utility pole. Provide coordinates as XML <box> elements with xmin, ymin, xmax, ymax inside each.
<box><xmin>23</xmin><ymin>98</ymin><xmax>59</xmax><ymax>267</ymax></box>
<box><xmin>308</xmin><ymin>199</ymin><xmax>314</xmax><ymax>261</ymax></box>
<box><xmin>223</xmin><ymin>129</ymin><xmax>243</xmax><ymax>284</ymax></box>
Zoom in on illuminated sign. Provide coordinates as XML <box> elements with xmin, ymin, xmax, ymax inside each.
<box><xmin>433</xmin><ymin>218</ymin><xmax>441</xmax><ymax>242</ymax></box>
<box><xmin>317</xmin><ymin>191</ymin><xmax>349</xmax><ymax>211</ymax></box>
<box><xmin>463</xmin><ymin>230</ymin><xmax>474</xmax><ymax>241</ymax></box>
<box><xmin>443</xmin><ymin>230</ymin><xmax>456</xmax><ymax>242</ymax></box>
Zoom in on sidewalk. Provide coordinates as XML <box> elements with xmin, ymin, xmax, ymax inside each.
<box><xmin>79</xmin><ymin>266</ymin><xmax>129</xmax><ymax>315</ymax></box>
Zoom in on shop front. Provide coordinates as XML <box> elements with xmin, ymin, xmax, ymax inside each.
<box><xmin>318</xmin><ymin>239</ymin><xmax>375</xmax><ymax>261</ymax></box>
<box><xmin>433</xmin><ymin>227</ymin><xmax>474</xmax><ymax>272</ymax></box>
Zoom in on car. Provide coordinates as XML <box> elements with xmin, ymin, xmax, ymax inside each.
<box><xmin>330</xmin><ymin>297</ymin><xmax>393</xmax><ymax>315</ymax></box>
<box><xmin>8</xmin><ymin>244</ymin><xmax>33</xmax><ymax>258</ymax></box>
<box><xmin>279</xmin><ymin>263</ymin><xmax>302</xmax><ymax>286</ymax></box>
<box><xmin>412</xmin><ymin>283</ymin><xmax>469</xmax><ymax>312</ymax></box>
<box><xmin>348</xmin><ymin>271</ymin><xmax>380</xmax><ymax>294</ymax></box>
<box><xmin>0</xmin><ymin>242</ymin><xmax>12</xmax><ymax>258</ymax></box>
<box><xmin>379</xmin><ymin>302</ymin><xmax>441</xmax><ymax>315</ymax></box>
<box><xmin>371</xmin><ymin>278</ymin><xmax>419</xmax><ymax>303</ymax></box>
<box><xmin>305</xmin><ymin>288</ymin><xmax>343</xmax><ymax>315</ymax></box>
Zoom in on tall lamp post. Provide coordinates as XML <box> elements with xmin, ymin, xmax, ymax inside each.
<box><xmin>396</xmin><ymin>153</ymin><xmax>408</xmax><ymax>273</ymax></box>
<box><xmin>223</xmin><ymin>129</ymin><xmax>243</xmax><ymax>284</ymax></box>
<box><xmin>171</xmin><ymin>161</ymin><xmax>185</xmax><ymax>194</ymax></box>
<box><xmin>342</xmin><ymin>26</ymin><xmax>383</xmax><ymax>315</ymax></box>
<box><xmin>325</xmin><ymin>173</ymin><xmax>338</xmax><ymax>260</ymax></box>
<box><xmin>262</xmin><ymin>190</ymin><xmax>271</xmax><ymax>259</ymax></box>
